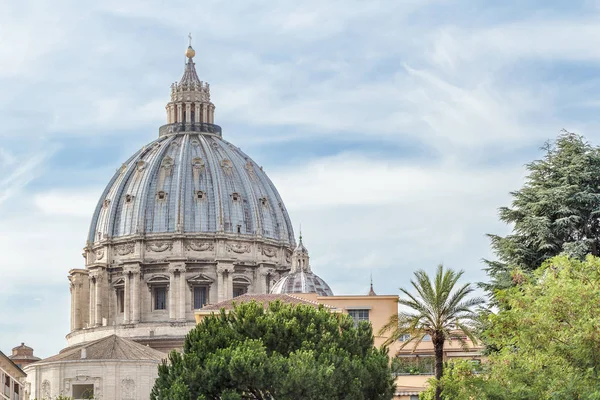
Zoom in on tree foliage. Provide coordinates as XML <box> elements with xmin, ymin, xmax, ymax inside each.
<box><xmin>484</xmin><ymin>131</ymin><xmax>600</xmax><ymax>294</ymax></box>
<box><xmin>380</xmin><ymin>265</ymin><xmax>484</xmax><ymax>400</ymax></box>
<box><xmin>151</xmin><ymin>301</ymin><xmax>395</xmax><ymax>400</ymax></box>
<box><xmin>437</xmin><ymin>256</ymin><xmax>600</xmax><ymax>399</ymax></box>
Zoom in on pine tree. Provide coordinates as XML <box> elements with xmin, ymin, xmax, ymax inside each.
<box><xmin>484</xmin><ymin>131</ymin><xmax>600</xmax><ymax>294</ymax></box>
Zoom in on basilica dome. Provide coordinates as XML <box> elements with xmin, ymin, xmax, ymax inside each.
<box><xmin>68</xmin><ymin>42</ymin><xmax>297</xmax><ymax>350</ymax></box>
<box><xmin>87</xmin><ymin>131</ymin><xmax>294</xmax><ymax>244</ymax></box>
<box><xmin>87</xmin><ymin>63</ymin><xmax>294</xmax><ymax>246</ymax></box>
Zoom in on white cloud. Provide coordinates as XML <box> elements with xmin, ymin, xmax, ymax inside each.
<box><xmin>34</xmin><ymin>189</ymin><xmax>100</xmax><ymax>217</ymax></box>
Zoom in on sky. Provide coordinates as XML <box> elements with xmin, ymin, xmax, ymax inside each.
<box><xmin>2</xmin><ymin>0</ymin><xmax>600</xmax><ymax>358</ymax></box>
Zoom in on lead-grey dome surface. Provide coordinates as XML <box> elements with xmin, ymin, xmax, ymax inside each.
<box><xmin>88</xmin><ymin>132</ymin><xmax>295</xmax><ymax>245</ymax></box>
<box><xmin>270</xmin><ymin>271</ymin><xmax>334</xmax><ymax>296</ymax></box>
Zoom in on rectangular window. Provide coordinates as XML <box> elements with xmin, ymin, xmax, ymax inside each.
<box><xmin>72</xmin><ymin>384</ymin><xmax>94</xmax><ymax>399</ymax></box>
<box><xmin>154</xmin><ymin>287</ymin><xmax>167</xmax><ymax>310</ymax></box>
<box><xmin>398</xmin><ymin>333</ymin><xmax>411</xmax><ymax>342</ymax></box>
<box><xmin>117</xmin><ymin>289</ymin><xmax>125</xmax><ymax>313</ymax></box>
<box><xmin>348</xmin><ymin>309</ymin><xmax>370</xmax><ymax>326</ymax></box>
<box><xmin>233</xmin><ymin>287</ymin><xmax>246</xmax><ymax>298</ymax></box>
<box><xmin>194</xmin><ymin>286</ymin><xmax>208</xmax><ymax>309</ymax></box>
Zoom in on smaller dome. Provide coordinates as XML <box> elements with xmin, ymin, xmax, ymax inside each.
<box><xmin>270</xmin><ymin>271</ymin><xmax>333</xmax><ymax>296</ymax></box>
<box><xmin>185</xmin><ymin>45</ymin><xmax>196</xmax><ymax>58</ymax></box>
<box><xmin>270</xmin><ymin>233</ymin><xmax>333</xmax><ymax>296</ymax></box>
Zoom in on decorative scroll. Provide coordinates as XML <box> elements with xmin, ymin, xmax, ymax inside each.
<box><xmin>115</xmin><ymin>243</ymin><xmax>135</xmax><ymax>256</ymax></box>
<box><xmin>262</xmin><ymin>246</ymin><xmax>277</xmax><ymax>258</ymax></box>
<box><xmin>146</xmin><ymin>241</ymin><xmax>172</xmax><ymax>252</ymax></box>
<box><xmin>94</xmin><ymin>248</ymin><xmax>105</xmax><ymax>260</ymax></box>
<box><xmin>185</xmin><ymin>240</ymin><xmax>214</xmax><ymax>252</ymax></box>
<box><xmin>227</xmin><ymin>242</ymin><xmax>251</xmax><ymax>254</ymax></box>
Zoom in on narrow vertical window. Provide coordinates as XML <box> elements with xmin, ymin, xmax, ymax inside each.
<box><xmin>154</xmin><ymin>287</ymin><xmax>167</xmax><ymax>310</ymax></box>
<box><xmin>117</xmin><ymin>289</ymin><xmax>125</xmax><ymax>313</ymax></box>
<box><xmin>193</xmin><ymin>286</ymin><xmax>207</xmax><ymax>309</ymax></box>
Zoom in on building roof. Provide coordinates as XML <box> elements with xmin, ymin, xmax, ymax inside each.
<box><xmin>10</xmin><ymin>342</ymin><xmax>41</xmax><ymax>362</ymax></box>
<box><xmin>199</xmin><ymin>293</ymin><xmax>336</xmax><ymax>312</ymax></box>
<box><xmin>40</xmin><ymin>335</ymin><xmax>165</xmax><ymax>363</ymax></box>
<box><xmin>0</xmin><ymin>350</ymin><xmax>26</xmax><ymax>377</ymax></box>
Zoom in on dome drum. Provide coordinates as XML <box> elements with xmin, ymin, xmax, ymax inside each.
<box><xmin>159</xmin><ymin>122</ymin><xmax>222</xmax><ymax>138</ymax></box>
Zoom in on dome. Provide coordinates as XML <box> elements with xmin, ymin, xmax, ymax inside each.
<box><xmin>71</xmin><ymin>42</ymin><xmax>297</xmax><ymax>353</ymax></box>
<box><xmin>87</xmin><ymin>132</ymin><xmax>295</xmax><ymax>245</ymax></box>
<box><xmin>270</xmin><ymin>235</ymin><xmax>333</xmax><ymax>296</ymax></box>
<box><xmin>270</xmin><ymin>270</ymin><xmax>334</xmax><ymax>296</ymax></box>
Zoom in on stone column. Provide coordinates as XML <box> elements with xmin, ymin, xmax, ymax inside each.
<box><xmin>194</xmin><ymin>103</ymin><xmax>200</xmax><ymax>123</ymax></box>
<box><xmin>202</xmin><ymin>104</ymin><xmax>208</xmax><ymax>123</ymax></box>
<box><xmin>177</xmin><ymin>104</ymin><xmax>183</xmax><ymax>123</ymax></box>
<box><xmin>132</xmin><ymin>269</ymin><xmax>141</xmax><ymax>323</ymax></box>
<box><xmin>185</xmin><ymin>102</ymin><xmax>191</xmax><ymax>123</ymax></box>
<box><xmin>95</xmin><ymin>273</ymin><xmax>102</xmax><ymax>326</ymax></box>
<box><xmin>89</xmin><ymin>278</ymin><xmax>95</xmax><ymax>327</ymax></box>
<box><xmin>217</xmin><ymin>268</ymin><xmax>225</xmax><ymax>303</ymax></box>
<box><xmin>69</xmin><ymin>282</ymin><xmax>75</xmax><ymax>331</ymax></box>
<box><xmin>169</xmin><ymin>270</ymin><xmax>176</xmax><ymax>320</ymax></box>
<box><xmin>179</xmin><ymin>269</ymin><xmax>187</xmax><ymax>321</ymax></box>
<box><xmin>123</xmin><ymin>272</ymin><xmax>130</xmax><ymax>324</ymax></box>
<box><xmin>227</xmin><ymin>272</ymin><xmax>233</xmax><ymax>299</ymax></box>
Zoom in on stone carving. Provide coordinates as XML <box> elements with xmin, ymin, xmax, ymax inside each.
<box><xmin>185</xmin><ymin>240</ymin><xmax>214</xmax><ymax>252</ymax></box>
<box><xmin>118</xmin><ymin>163</ymin><xmax>127</xmax><ymax>174</ymax></box>
<box><xmin>102</xmin><ymin>199</ymin><xmax>110</xmax><ymax>208</ymax></box>
<box><xmin>162</xmin><ymin>156</ymin><xmax>174</xmax><ymax>170</ymax></box>
<box><xmin>42</xmin><ymin>380</ymin><xmax>51</xmax><ymax>399</ymax></box>
<box><xmin>261</xmin><ymin>246</ymin><xmax>277</xmax><ymax>258</ymax></box>
<box><xmin>94</xmin><ymin>248</ymin><xmax>105</xmax><ymax>260</ymax></box>
<box><xmin>285</xmin><ymin>253</ymin><xmax>291</xmax><ymax>264</ymax></box>
<box><xmin>136</xmin><ymin>160</ymin><xmax>146</xmax><ymax>171</ymax></box>
<box><xmin>121</xmin><ymin>378</ymin><xmax>135</xmax><ymax>400</ymax></box>
<box><xmin>146</xmin><ymin>241</ymin><xmax>172</xmax><ymax>252</ymax></box>
<box><xmin>245</xmin><ymin>160</ymin><xmax>256</xmax><ymax>179</ymax></box>
<box><xmin>115</xmin><ymin>243</ymin><xmax>135</xmax><ymax>256</ymax></box>
<box><xmin>227</xmin><ymin>242</ymin><xmax>251</xmax><ymax>254</ymax></box>
<box><xmin>192</xmin><ymin>157</ymin><xmax>205</xmax><ymax>171</ymax></box>
<box><xmin>221</xmin><ymin>159</ymin><xmax>233</xmax><ymax>175</ymax></box>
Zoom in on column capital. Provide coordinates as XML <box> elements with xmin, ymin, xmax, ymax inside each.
<box><xmin>168</xmin><ymin>262</ymin><xmax>186</xmax><ymax>273</ymax></box>
<box><xmin>122</xmin><ymin>263</ymin><xmax>141</xmax><ymax>274</ymax></box>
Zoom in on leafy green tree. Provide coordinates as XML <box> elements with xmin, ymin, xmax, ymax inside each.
<box><xmin>442</xmin><ymin>256</ymin><xmax>600</xmax><ymax>399</ymax></box>
<box><xmin>380</xmin><ymin>265</ymin><xmax>484</xmax><ymax>400</ymax></box>
<box><xmin>484</xmin><ymin>131</ymin><xmax>600</xmax><ymax>294</ymax></box>
<box><xmin>419</xmin><ymin>360</ymin><xmax>489</xmax><ymax>400</ymax></box>
<box><xmin>151</xmin><ymin>301</ymin><xmax>395</xmax><ymax>400</ymax></box>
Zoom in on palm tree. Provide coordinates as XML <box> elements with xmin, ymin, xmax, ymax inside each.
<box><xmin>380</xmin><ymin>264</ymin><xmax>485</xmax><ymax>400</ymax></box>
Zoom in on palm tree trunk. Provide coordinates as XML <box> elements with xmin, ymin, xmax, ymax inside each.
<box><xmin>433</xmin><ymin>336</ymin><xmax>444</xmax><ymax>400</ymax></box>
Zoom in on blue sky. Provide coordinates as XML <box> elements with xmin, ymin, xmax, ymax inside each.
<box><xmin>2</xmin><ymin>0</ymin><xmax>600</xmax><ymax>357</ymax></box>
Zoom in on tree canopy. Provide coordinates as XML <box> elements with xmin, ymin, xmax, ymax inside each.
<box><xmin>484</xmin><ymin>132</ymin><xmax>600</xmax><ymax>293</ymax></box>
<box><xmin>151</xmin><ymin>301</ymin><xmax>395</xmax><ymax>400</ymax></box>
<box><xmin>430</xmin><ymin>256</ymin><xmax>600</xmax><ymax>399</ymax></box>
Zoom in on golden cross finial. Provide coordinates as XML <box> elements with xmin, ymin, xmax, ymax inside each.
<box><xmin>188</xmin><ymin>33</ymin><xmax>192</xmax><ymax>47</ymax></box>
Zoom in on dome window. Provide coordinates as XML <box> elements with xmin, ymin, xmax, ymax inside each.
<box><xmin>260</xmin><ymin>197</ymin><xmax>268</xmax><ymax>207</ymax></box>
<box><xmin>136</xmin><ymin>160</ymin><xmax>146</xmax><ymax>171</ymax></box>
<box><xmin>157</xmin><ymin>191</ymin><xmax>167</xmax><ymax>200</ymax></box>
<box><xmin>237</xmin><ymin>225</ymin><xmax>242</xmax><ymax>234</ymax></box>
<box><xmin>195</xmin><ymin>190</ymin><xmax>205</xmax><ymax>200</ymax></box>
<box><xmin>103</xmin><ymin>199</ymin><xmax>111</xmax><ymax>208</ymax></box>
<box><xmin>125</xmin><ymin>194</ymin><xmax>134</xmax><ymax>204</ymax></box>
<box><xmin>232</xmin><ymin>192</ymin><xmax>240</xmax><ymax>202</ymax></box>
